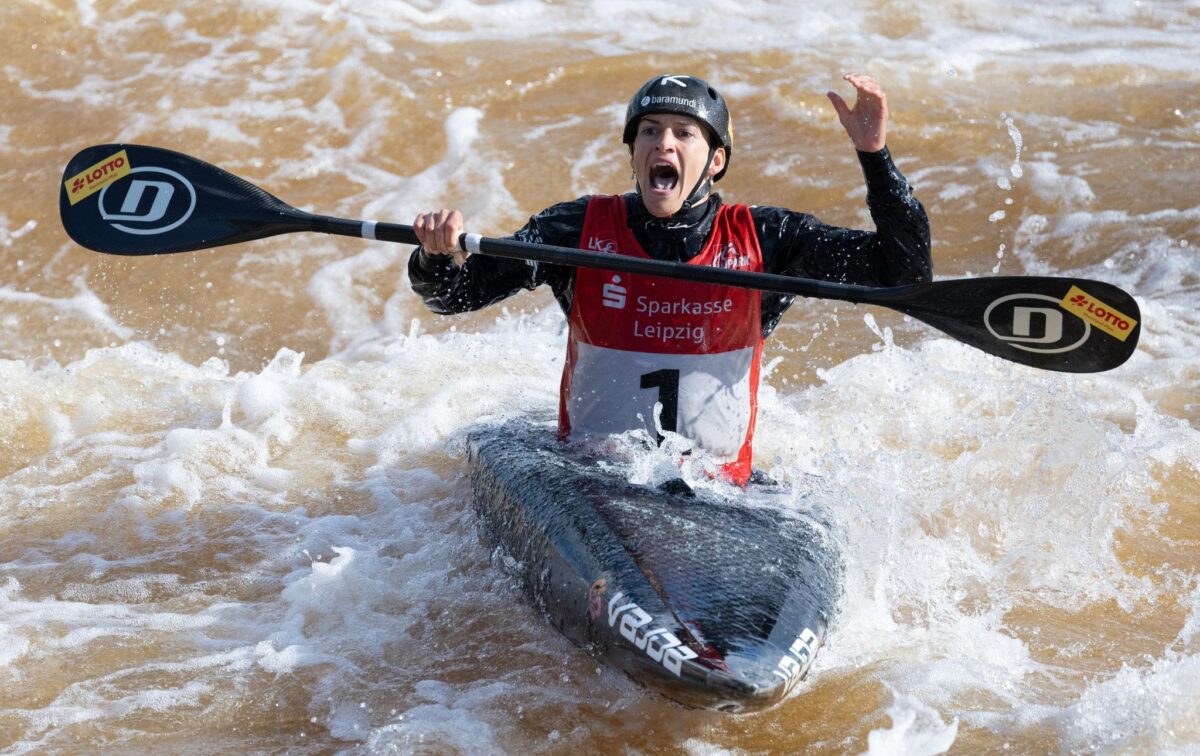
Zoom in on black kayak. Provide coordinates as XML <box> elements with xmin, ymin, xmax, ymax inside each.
<box><xmin>466</xmin><ymin>417</ymin><xmax>843</xmax><ymax>712</ymax></box>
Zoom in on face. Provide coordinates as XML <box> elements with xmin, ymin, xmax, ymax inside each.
<box><xmin>630</xmin><ymin>114</ymin><xmax>726</xmax><ymax>218</ymax></box>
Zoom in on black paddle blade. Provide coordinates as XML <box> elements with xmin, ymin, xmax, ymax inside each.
<box><xmin>887</xmin><ymin>276</ymin><xmax>1141</xmax><ymax>373</ymax></box>
<box><xmin>59</xmin><ymin>144</ymin><xmax>313</xmax><ymax>255</ymax></box>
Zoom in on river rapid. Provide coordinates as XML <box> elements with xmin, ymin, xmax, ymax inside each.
<box><xmin>3</xmin><ymin>1</ymin><xmax>1199</xmax><ymax>753</ymax></box>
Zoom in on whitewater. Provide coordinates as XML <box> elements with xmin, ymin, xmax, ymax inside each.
<box><xmin>2</xmin><ymin>0</ymin><xmax>1199</xmax><ymax>752</ymax></box>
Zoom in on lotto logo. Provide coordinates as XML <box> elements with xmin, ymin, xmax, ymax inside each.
<box><xmin>64</xmin><ymin>150</ymin><xmax>131</xmax><ymax>205</ymax></box>
<box><xmin>1061</xmin><ymin>285</ymin><xmax>1137</xmax><ymax>341</ymax></box>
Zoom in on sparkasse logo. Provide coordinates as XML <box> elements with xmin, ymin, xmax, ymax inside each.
<box><xmin>602</xmin><ymin>275</ymin><xmax>627</xmax><ymax>309</ymax></box>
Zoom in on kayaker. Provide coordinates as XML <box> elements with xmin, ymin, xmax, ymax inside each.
<box><xmin>408</xmin><ymin>73</ymin><xmax>932</xmax><ymax>484</ymax></box>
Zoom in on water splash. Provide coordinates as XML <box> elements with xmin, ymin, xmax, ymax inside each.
<box><xmin>1001</xmin><ymin>113</ymin><xmax>1024</xmax><ymax>179</ymax></box>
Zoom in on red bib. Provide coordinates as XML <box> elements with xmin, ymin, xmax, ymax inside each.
<box><xmin>560</xmin><ymin>196</ymin><xmax>764</xmax><ymax>484</ymax></box>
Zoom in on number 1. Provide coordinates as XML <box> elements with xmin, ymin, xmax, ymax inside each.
<box><xmin>640</xmin><ymin>369</ymin><xmax>679</xmax><ymax>442</ymax></box>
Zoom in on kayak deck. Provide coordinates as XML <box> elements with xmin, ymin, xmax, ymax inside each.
<box><xmin>466</xmin><ymin>417</ymin><xmax>842</xmax><ymax>712</ymax></box>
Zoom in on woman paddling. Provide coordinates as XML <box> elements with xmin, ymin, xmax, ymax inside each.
<box><xmin>409</xmin><ymin>73</ymin><xmax>932</xmax><ymax>484</ymax></box>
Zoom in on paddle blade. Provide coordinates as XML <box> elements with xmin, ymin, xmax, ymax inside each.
<box><xmin>889</xmin><ymin>276</ymin><xmax>1141</xmax><ymax>373</ymax></box>
<box><xmin>59</xmin><ymin>143</ymin><xmax>313</xmax><ymax>255</ymax></box>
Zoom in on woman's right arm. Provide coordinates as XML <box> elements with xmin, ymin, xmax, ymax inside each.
<box><xmin>407</xmin><ymin>198</ymin><xmax>590</xmax><ymax>315</ymax></box>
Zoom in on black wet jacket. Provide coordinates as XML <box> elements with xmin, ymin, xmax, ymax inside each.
<box><xmin>408</xmin><ymin>148</ymin><xmax>932</xmax><ymax>338</ymax></box>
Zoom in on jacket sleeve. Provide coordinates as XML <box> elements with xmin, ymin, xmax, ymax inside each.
<box><xmin>755</xmin><ymin>147</ymin><xmax>932</xmax><ymax>287</ymax></box>
<box><xmin>407</xmin><ymin>198</ymin><xmax>589</xmax><ymax>315</ymax></box>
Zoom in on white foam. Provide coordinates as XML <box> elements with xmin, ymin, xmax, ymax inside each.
<box><xmin>1050</xmin><ymin>654</ymin><xmax>1200</xmax><ymax>753</ymax></box>
<box><xmin>1024</xmin><ymin>160</ymin><xmax>1096</xmax><ymax>207</ymax></box>
<box><xmin>0</xmin><ymin>278</ymin><xmax>133</xmax><ymax>340</ymax></box>
<box><xmin>0</xmin><ymin>216</ymin><xmax>36</xmax><ymax>247</ymax></box>
<box><xmin>362</xmin><ymin>681</ymin><xmax>505</xmax><ymax>752</ymax></box>
<box><xmin>866</xmin><ymin>691</ymin><xmax>959</xmax><ymax>755</ymax></box>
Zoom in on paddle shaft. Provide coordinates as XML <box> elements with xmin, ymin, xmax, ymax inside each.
<box><xmin>310</xmin><ymin>214</ymin><xmax>888</xmax><ymax>306</ymax></box>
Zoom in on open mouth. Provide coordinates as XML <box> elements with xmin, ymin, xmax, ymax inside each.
<box><xmin>649</xmin><ymin>163</ymin><xmax>679</xmax><ymax>192</ymax></box>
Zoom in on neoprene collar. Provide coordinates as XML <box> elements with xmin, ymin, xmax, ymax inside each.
<box><xmin>624</xmin><ymin>192</ymin><xmax>722</xmax><ymax>263</ymax></box>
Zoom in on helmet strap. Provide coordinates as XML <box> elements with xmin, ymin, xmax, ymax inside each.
<box><xmin>679</xmin><ymin>145</ymin><xmax>718</xmax><ymax>213</ymax></box>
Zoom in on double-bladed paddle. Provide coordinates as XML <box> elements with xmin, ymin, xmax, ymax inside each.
<box><xmin>59</xmin><ymin>143</ymin><xmax>1141</xmax><ymax>373</ymax></box>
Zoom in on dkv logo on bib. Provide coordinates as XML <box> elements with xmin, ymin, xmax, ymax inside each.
<box><xmin>587</xmin><ymin>236</ymin><xmax>617</xmax><ymax>254</ymax></box>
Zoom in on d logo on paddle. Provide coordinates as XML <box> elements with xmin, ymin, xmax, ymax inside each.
<box><xmin>983</xmin><ymin>293</ymin><xmax>1090</xmax><ymax>354</ymax></box>
<box><xmin>97</xmin><ymin>167</ymin><xmax>197</xmax><ymax>236</ymax></box>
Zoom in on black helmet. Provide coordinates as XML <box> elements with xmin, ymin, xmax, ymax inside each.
<box><xmin>623</xmin><ymin>74</ymin><xmax>732</xmax><ymax>182</ymax></box>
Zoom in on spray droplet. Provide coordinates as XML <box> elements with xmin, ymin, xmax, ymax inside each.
<box><xmin>1003</xmin><ymin>116</ymin><xmax>1024</xmax><ymax>178</ymax></box>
